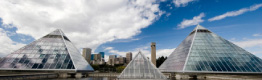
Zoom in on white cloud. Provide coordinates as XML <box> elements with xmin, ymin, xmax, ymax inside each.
<box><xmin>156</xmin><ymin>48</ymin><xmax>175</xmax><ymax>58</ymax></box>
<box><xmin>0</xmin><ymin>28</ymin><xmax>25</xmax><ymax>57</ymax></box>
<box><xmin>104</xmin><ymin>55</ymin><xmax>109</xmax><ymax>63</ymax></box>
<box><xmin>105</xmin><ymin>47</ymin><xmax>114</xmax><ymax>50</ymax></box>
<box><xmin>178</xmin><ymin>13</ymin><xmax>205</xmax><ymax>29</ymax></box>
<box><xmin>0</xmin><ymin>0</ymin><xmax>162</xmax><ymax>51</ymax></box>
<box><xmin>21</xmin><ymin>38</ymin><xmax>30</xmax><ymax>42</ymax></box>
<box><xmin>173</xmin><ymin>0</ymin><xmax>195</xmax><ymax>7</ymax></box>
<box><xmin>111</xmin><ymin>38</ymin><xmax>140</xmax><ymax>43</ymax></box>
<box><xmin>166</xmin><ymin>13</ymin><xmax>171</xmax><ymax>17</ymax></box>
<box><xmin>208</xmin><ymin>3</ymin><xmax>262</xmax><ymax>21</ymax></box>
<box><xmin>232</xmin><ymin>38</ymin><xmax>262</xmax><ymax>57</ymax></box>
<box><xmin>233</xmin><ymin>39</ymin><xmax>262</xmax><ymax>48</ymax></box>
<box><xmin>252</xmin><ymin>51</ymin><xmax>262</xmax><ymax>55</ymax></box>
<box><xmin>253</xmin><ymin>34</ymin><xmax>262</xmax><ymax>37</ymax></box>
<box><xmin>104</xmin><ymin>46</ymin><xmax>175</xmax><ymax>62</ymax></box>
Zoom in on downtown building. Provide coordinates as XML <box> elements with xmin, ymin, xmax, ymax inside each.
<box><xmin>99</xmin><ymin>52</ymin><xmax>105</xmax><ymax>59</ymax></box>
<box><xmin>159</xmin><ymin>25</ymin><xmax>262</xmax><ymax>74</ymax></box>
<box><xmin>126</xmin><ymin>52</ymin><xmax>132</xmax><ymax>64</ymax></box>
<box><xmin>107</xmin><ymin>52</ymin><xmax>133</xmax><ymax>66</ymax></box>
<box><xmin>90</xmin><ymin>53</ymin><xmax>106</xmax><ymax>65</ymax></box>
<box><xmin>107</xmin><ymin>55</ymin><xmax>117</xmax><ymax>66</ymax></box>
<box><xmin>0</xmin><ymin>29</ymin><xmax>94</xmax><ymax>72</ymax></box>
<box><xmin>82</xmin><ymin>48</ymin><xmax>92</xmax><ymax>63</ymax></box>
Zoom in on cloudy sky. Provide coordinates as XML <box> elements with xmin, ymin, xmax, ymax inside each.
<box><xmin>0</xmin><ymin>0</ymin><xmax>262</xmax><ymax>61</ymax></box>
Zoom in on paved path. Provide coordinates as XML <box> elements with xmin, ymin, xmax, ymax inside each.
<box><xmin>0</xmin><ymin>73</ymin><xmax>58</xmax><ymax>80</ymax></box>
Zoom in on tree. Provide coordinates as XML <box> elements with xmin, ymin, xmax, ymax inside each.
<box><xmin>116</xmin><ymin>66</ymin><xmax>126</xmax><ymax>73</ymax></box>
<box><xmin>91</xmin><ymin>64</ymin><xmax>99</xmax><ymax>71</ymax></box>
<box><xmin>156</xmin><ymin>56</ymin><xmax>167</xmax><ymax>68</ymax></box>
<box><xmin>91</xmin><ymin>64</ymin><xmax>126</xmax><ymax>73</ymax></box>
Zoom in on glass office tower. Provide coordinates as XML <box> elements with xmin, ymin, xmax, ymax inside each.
<box><xmin>91</xmin><ymin>54</ymin><xmax>94</xmax><ymax>60</ymax></box>
<box><xmin>0</xmin><ymin>29</ymin><xmax>93</xmax><ymax>72</ymax></box>
<box><xmin>99</xmin><ymin>52</ymin><xmax>105</xmax><ymax>58</ymax></box>
<box><xmin>159</xmin><ymin>25</ymin><xmax>262</xmax><ymax>73</ymax></box>
<box><xmin>118</xmin><ymin>51</ymin><xmax>167</xmax><ymax>79</ymax></box>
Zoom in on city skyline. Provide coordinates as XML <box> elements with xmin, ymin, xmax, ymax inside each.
<box><xmin>0</xmin><ymin>0</ymin><xmax>262</xmax><ymax>62</ymax></box>
<box><xmin>1</xmin><ymin>0</ymin><xmax>262</xmax><ymax>79</ymax></box>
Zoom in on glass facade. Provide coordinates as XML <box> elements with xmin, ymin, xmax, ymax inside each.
<box><xmin>91</xmin><ymin>54</ymin><xmax>94</xmax><ymax>60</ymax></box>
<box><xmin>118</xmin><ymin>52</ymin><xmax>166</xmax><ymax>79</ymax></box>
<box><xmin>99</xmin><ymin>52</ymin><xmax>105</xmax><ymax>58</ymax></box>
<box><xmin>159</xmin><ymin>30</ymin><xmax>195</xmax><ymax>72</ymax></box>
<box><xmin>0</xmin><ymin>29</ymin><xmax>93</xmax><ymax>71</ymax></box>
<box><xmin>159</xmin><ymin>25</ymin><xmax>262</xmax><ymax>73</ymax></box>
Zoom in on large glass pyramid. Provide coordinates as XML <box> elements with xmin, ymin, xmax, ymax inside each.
<box><xmin>159</xmin><ymin>25</ymin><xmax>262</xmax><ymax>73</ymax></box>
<box><xmin>118</xmin><ymin>51</ymin><xmax>167</xmax><ymax>79</ymax></box>
<box><xmin>0</xmin><ymin>29</ymin><xmax>93</xmax><ymax>72</ymax></box>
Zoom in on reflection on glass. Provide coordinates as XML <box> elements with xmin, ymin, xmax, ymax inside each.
<box><xmin>160</xmin><ymin>25</ymin><xmax>262</xmax><ymax>73</ymax></box>
<box><xmin>118</xmin><ymin>52</ymin><xmax>166</xmax><ymax>79</ymax></box>
<box><xmin>0</xmin><ymin>29</ymin><xmax>93</xmax><ymax>71</ymax></box>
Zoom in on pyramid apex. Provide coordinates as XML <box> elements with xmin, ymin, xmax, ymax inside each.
<box><xmin>160</xmin><ymin>24</ymin><xmax>262</xmax><ymax>73</ymax></box>
<box><xmin>197</xmin><ymin>24</ymin><xmax>207</xmax><ymax>29</ymax></box>
<box><xmin>192</xmin><ymin>24</ymin><xmax>208</xmax><ymax>32</ymax></box>
<box><xmin>57</xmin><ymin>29</ymin><xmax>63</xmax><ymax>31</ymax></box>
<box><xmin>54</xmin><ymin>29</ymin><xmax>64</xmax><ymax>33</ymax></box>
<box><xmin>118</xmin><ymin>51</ymin><xmax>167</xmax><ymax>79</ymax></box>
<box><xmin>0</xmin><ymin>28</ymin><xmax>94</xmax><ymax>71</ymax></box>
<box><xmin>196</xmin><ymin>24</ymin><xmax>207</xmax><ymax>30</ymax></box>
<box><xmin>47</xmin><ymin>29</ymin><xmax>66</xmax><ymax>36</ymax></box>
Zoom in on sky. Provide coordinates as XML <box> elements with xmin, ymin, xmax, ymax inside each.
<box><xmin>0</xmin><ymin>0</ymin><xmax>262</xmax><ymax>61</ymax></box>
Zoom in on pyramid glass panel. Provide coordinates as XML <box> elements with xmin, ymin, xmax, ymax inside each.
<box><xmin>159</xmin><ymin>25</ymin><xmax>262</xmax><ymax>73</ymax></box>
<box><xmin>118</xmin><ymin>52</ymin><xmax>167</xmax><ymax>79</ymax></box>
<box><xmin>159</xmin><ymin>29</ymin><xmax>195</xmax><ymax>72</ymax></box>
<box><xmin>0</xmin><ymin>29</ymin><xmax>93</xmax><ymax>72</ymax></box>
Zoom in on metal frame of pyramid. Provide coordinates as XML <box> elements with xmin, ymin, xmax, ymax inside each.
<box><xmin>118</xmin><ymin>51</ymin><xmax>167</xmax><ymax>80</ymax></box>
<box><xmin>0</xmin><ymin>29</ymin><xmax>94</xmax><ymax>72</ymax></box>
<box><xmin>159</xmin><ymin>25</ymin><xmax>262</xmax><ymax>74</ymax></box>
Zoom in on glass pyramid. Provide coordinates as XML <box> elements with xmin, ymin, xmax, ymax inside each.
<box><xmin>159</xmin><ymin>25</ymin><xmax>262</xmax><ymax>73</ymax></box>
<box><xmin>118</xmin><ymin>51</ymin><xmax>167</xmax><ymax>79</ymax></box>
<box><xmin>0</xmin><ymin>29</ymin><xmax>94</xmax><ymax>72</ymax></box>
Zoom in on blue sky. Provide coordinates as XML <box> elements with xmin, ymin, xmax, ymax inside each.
<box><xmin>96</xmin><ymin>0</ymin><xmax>262</xmax><ymax>59</ymax></box>
<box><xmin>0</xmin><ymin>0</ymin><xmax>262</xmax><ymax>61</ymax></box>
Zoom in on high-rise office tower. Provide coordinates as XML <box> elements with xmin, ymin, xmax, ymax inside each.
<box><xmin>108</xmin><ymin>55</ymin><xmax>117</xmax><ymax>65</ymax></box>
<box><xmin>151</xmin><ymin>42</ymin><xmax>156</xmax><ymax>66</ymax></box>
<box><xmin>126</xmin><ymin>52</ymin><xmax>132</xmax><ymax>64</ymax></box>
<box><xmin>91</xmin><ymin>54</ymin><xmax>94</xmax><ymax>60</ymax></box>
<box><xmin>99</xmin><ymin>52</ymin><xmax>105</xmax><ymax>58</ymax></box>
<box><xmin>118</xmin><ymin>56</ymin><xmax>126</xmax><ymax>64</ymax></box>
<box><xmin>94</xmin><ymin>54</ymin><xmax>102</xmax><ymax>61</ymax></box>
<box><xmin>115</xmin><ymin>58</ymin><xmax>120</xmax><ymax>65</ymax></box>
<box><xmin>82</xmin><ymin>48</ymin><xmax>92</xmax><ymax>63</ymax></box>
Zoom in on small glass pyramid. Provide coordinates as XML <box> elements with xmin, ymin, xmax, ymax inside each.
<box><xmin>0</xmin><ymin>29</ymin><xmax>93</xmax><ymax>72</ymax></box>
<box><xmin>118</xmin><ymin>51</ymin><xmax>167</xmax><ymax>79</ymax></box>
<box><xmin>159</xmin><ymin>25</ymin><xmax>262</xmax><ymax>73</ymax></box>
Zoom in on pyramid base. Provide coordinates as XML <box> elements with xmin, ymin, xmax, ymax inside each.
<box><xmin>163</xmin><ymin>72</ymin><xmax>262</xmax><ymax>80</ymax></box>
